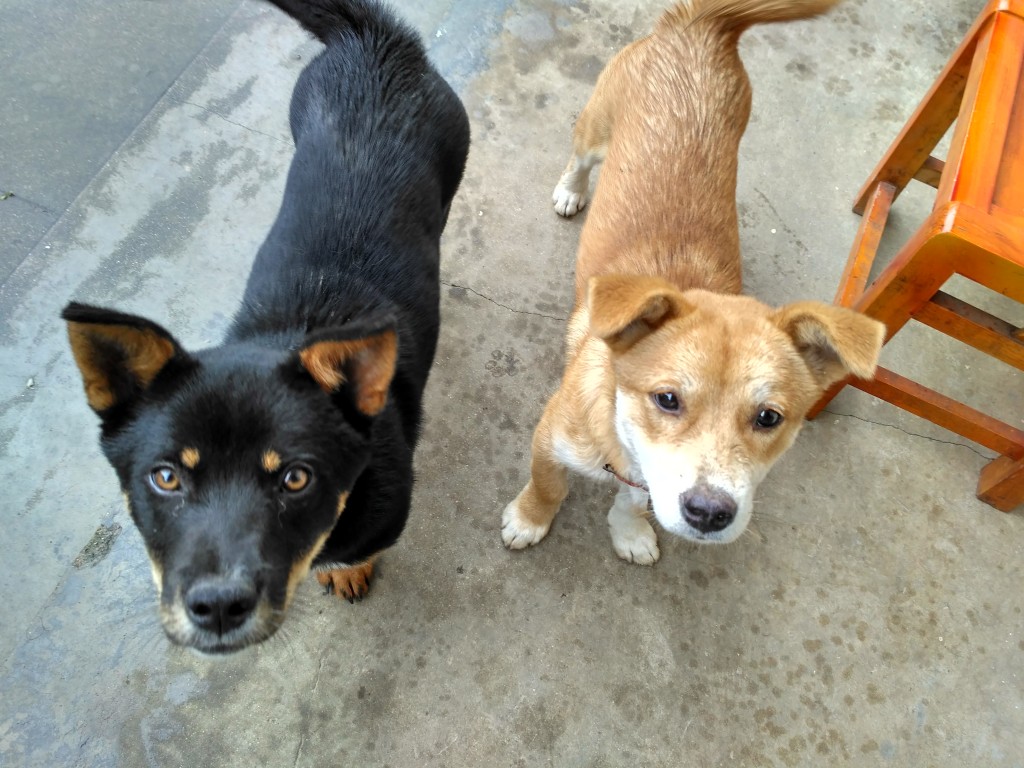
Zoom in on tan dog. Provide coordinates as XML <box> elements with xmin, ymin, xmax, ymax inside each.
<box><xmin>501</xmin><ymin>0</ymin><xmax>884</xmax><ymax>564</ymax></box>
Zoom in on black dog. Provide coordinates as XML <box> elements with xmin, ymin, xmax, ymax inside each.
<box><xmin>63</xmin><ymin>0</ymin><xmax>469</xmax><ymax>654</ymax></box>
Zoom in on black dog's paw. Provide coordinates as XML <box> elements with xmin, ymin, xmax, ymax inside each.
<box><xmin>316</xmin><ymin>560</ymin><xmax>374</xmax><ymax>603</ymax></box>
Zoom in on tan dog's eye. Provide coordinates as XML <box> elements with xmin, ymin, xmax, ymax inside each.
<box><xmin>150</xmin><ymin>466</ymin><xmax>181</xmax><ymax>494</ymax></box>
<box><xmin>754</xmin><ymin>408</ymin><xmax>783</xmax><ymax>430</ymax></box>
<box><xmin>282</xmin><ymin>465</ymin><xmax>312</xmax><ymax>493</ymax></box>
<box><xmin>652</xmin><ymin>391</ymin><xmax>682</xmax><ymax>414</ymax></box>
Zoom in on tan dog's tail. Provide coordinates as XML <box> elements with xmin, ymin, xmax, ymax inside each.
<box><xmin>666</xmin><ymin>0</ymin><xmax>842</xmax><ymax>31</ymax></box>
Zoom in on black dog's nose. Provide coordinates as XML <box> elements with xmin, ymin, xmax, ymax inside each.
<box><xmin>185</xmin><ymin>578</ymin><xmax>258</xmax><ymax>635</ymax></box>
<box><xmin>680</xmin><ymin>487</ymin><xmax>737</xmax><ymax>533</ymax></box>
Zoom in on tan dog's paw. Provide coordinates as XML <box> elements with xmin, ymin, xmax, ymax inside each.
<box><xmin>609</xmin><ymin>516</ymin><xmax>660</xmax><ymax>566</ymax></box>
<box><xmin>316</xmin><ymin>560</ymin><xmax>374</xmax><ymax>602</ymax></box>
<box><xmin>552</xmin><ymin>179</ymin><xmax>588</xmax><ymax>217</ymax></box>
<box><xmin>501</xmin><ymin>499</ymin><xmax>551</xmax><ymax>550</ymax></box>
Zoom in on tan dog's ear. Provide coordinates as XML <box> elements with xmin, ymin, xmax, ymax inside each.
<box><xmin>63</xmin><ymin>302</ymin><xmax>188</xmax><ymax>415</ymax></box>
<box><xmin>298</xmin><ymin>325</ymin><xmax>398</xmax><ymax>416</ymax></box>
<box><xmin>773</xmin><ymin>302</ymin><xmax>885</xmax><ymax>389</ymax></box>
<box><xmin>589</xmin><ymin>275</ymin><xmax>695</xmax><ymax>352</ymax></box>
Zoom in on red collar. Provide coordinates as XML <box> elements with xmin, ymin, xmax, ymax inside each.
<box><xmin>602</xmin><ymin>463</ymin><xmax>649</xmax><ymax>492</ymax></box>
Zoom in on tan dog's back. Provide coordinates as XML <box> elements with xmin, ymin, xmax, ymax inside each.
<box><xmin>566</xmin><ymin>0</ymin><xmax>842</xmax><ymax>303</ymax></box>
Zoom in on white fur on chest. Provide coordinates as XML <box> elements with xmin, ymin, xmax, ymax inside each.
<box><xmin>552</xmin><ymin>434</ymin><xmax>615</xmax><ymax>482</ymax></box>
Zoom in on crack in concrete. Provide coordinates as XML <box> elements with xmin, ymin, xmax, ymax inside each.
<box><xmin>293</xmin><ymin>653</ymin><xmax>325</xmax><ymax>767</ymax></box>
<box><xmin>0</xmin><ymin>192</ymin><xmax>57</xmax><ymax>216</ymax></box>
<box><xmin>178</xmin><ymin>100</ymin><xmax>292</xmax><ymax>145</ymax></box>
<box><xmin>823</xmin><ymin>409</ymin><xmax>994</xmax><ymax>459</ymax></box>
<box><xmin>442</xmin><ymin>280</ymin><xmax>568</xmax><ymax>321</ymax></box>
<box><xmin>753</xmin><ymin>187</ymin><xmax>810</xmax><ymax>256</ymax></box>
<box><xmin>311</xmin><ymin>654</ymin><xmax>326</xmax><ymax>694</ymax></box>
<box><xmin>754</xmin><ymin>187</ymin><xmax>785</xmax><ymax>223</ymax></box>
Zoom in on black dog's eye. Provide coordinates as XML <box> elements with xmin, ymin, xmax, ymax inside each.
<box><xmin>754</xmin><ymin>408</ymin><xmax>784</xmax><ymax>430</ymax></box>
<box><xmin>652</xmin><ymin>391</ymin><xmax>682</xmax><ymax>414</ymax></box>
<box><xmin>282</xmin><ymin>465</ymin><xmax>312</xmax><ymax>493</ymax></box>
<box><xmin>150</xmin><ymin>466</ymin><xmax>181</xmax><ymax>494</ymax></box>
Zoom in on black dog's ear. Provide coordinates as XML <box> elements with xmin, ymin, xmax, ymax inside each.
<box><xmin>62</xmin><ymin>302</ymin><xmax>189</xmax><ymax>415</ymax></box>
<box><xmin>296</xmin><ymin>320</ymin><xmax>398</xmax><ymax>417</ymax></box>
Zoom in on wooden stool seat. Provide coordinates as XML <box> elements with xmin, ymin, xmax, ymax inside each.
<box><xmin>810</xmin><ymin>0</ymin><xmax>1024</xmax><ymax>511</ymax></box>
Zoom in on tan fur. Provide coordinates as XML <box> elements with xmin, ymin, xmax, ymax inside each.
<box><xmin>506</xmin><ymin>0</ymin><xmax>883</xmax><ymax>561</ymax></box>
<box><xmin>286</xmin><ymin>530</ymin><xmax>333</xmax><ymax>608</ymax></box>
<box><xmin>261</xmin><ymin>450</ymin><xmax>282</xmax><ymax>473</ymax></box>
<box><xmin>180</xmin><ymin>448</ymin><xmax>201</xmax><ymax>470</ymax></box>
<box><xmin>316</xmin><ymin>557</ymin><xmax>376</xmax><ymax>602</ymax></box>
<box><xmin>148</xmin><ymin>553</ymin><xmax>164</xmax><ymax>596</ymax></box>
<box><xmin>298</xmin><ymin>331</ymin><xmax>398</xmax><ymax>416</ymax></box>
<box><xmin>66</xmin><ymin>322</ymin><xmax>176</xmax><ymax>412</ymax></box>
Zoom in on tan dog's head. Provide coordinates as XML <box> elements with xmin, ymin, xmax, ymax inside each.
<box><xmin>589</xmin><ymin>275</ymin><xmax>884</xmax><ymax>544</ymax></box>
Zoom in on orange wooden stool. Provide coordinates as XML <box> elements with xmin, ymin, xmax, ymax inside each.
<box><xmin>809</xmin><ymin>0</ymin><xmax>1024</xmax><ymax>512</ymax></box>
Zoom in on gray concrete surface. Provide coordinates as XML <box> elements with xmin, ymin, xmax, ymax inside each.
<box><xmin>1</xmin><ymin>0</ymin><xmax>1021</xmax><ymax>765</ymax></box>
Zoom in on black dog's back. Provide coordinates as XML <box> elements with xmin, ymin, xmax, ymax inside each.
<box><xmin>236</xmin><ymin>0</ymin><xmax>469</xmax><ymax>398</ymax></box>
<box><xmin>264</xmin><ymin>0</ymin><xmax>393</xmax><ymax>43</ymax></box>
<box><xmin>229</xmin><ymin>0</ymin><xmax>470</xmax><ymax>563</ymax></box>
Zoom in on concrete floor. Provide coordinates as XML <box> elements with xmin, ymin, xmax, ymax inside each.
<box><xmin>1</xmin><ymin>0</ymin><xmax>1022</xmax><ymax>765</ymax></box>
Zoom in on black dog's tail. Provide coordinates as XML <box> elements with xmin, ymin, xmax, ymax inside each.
<box><xmin>263</xmin><ymin>0</ymin><xmax>400</xmax><ymax>43</ymax></box>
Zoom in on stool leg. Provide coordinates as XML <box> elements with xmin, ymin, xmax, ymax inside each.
<box><xmin>807</xmin><ymin>217</ymin><xmax>956</xmax><ymax>420</ymax></box>
<box><xmin>806</xmin><ymin>379</ymin><xmax>844</xmax><ymax>419</ymax></box>
<box><xmin>852</xmin><ymin>20</ymin><xmax>981</xmax><ymax>214</ymax></box>
<box><xmin>834</xmin><ymin>182</ymin><xmax>896</xmax><ymax>307</ymax></box>
<box><xmin>806</xmin><ymin>183</ymin><xmax>896</xmax><ymax>418</ymax></box>
<box><xmin>853</xmin><ymin>226</ymin><xmax>956</xmax><ymax>342</ymax></box>
<box><xmin>977</xmin><ymin>455</ymin><xmax>1024</xmax><ymax>512</ymax></box>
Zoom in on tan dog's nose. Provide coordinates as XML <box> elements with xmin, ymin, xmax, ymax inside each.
<box><xmin>680</xmin><ymin>486</ymin><xmax>737</xmax><ymax>533</ymax></box>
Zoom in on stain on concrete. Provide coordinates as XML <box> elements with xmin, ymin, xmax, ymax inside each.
<box><xmin>485</xmin><ymin>348</ymin><xmax>522</xmax><ymax>377</ymax></box>
<box><xmin>72</xmin><ymin>523</ymin><xmax>123</xmax><ymax>568</ymax></box>
<box><xmin>785</xmin><ymin>56</ymin><xmax>817</xmax><ymax>80</ymax></box>
<box><xmin>198</xmin><ymin>74</ymin><xmax>257</xmax><ymax>122</ymax></box>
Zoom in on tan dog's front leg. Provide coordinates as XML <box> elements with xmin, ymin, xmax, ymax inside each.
<box><xmin>502</xmin><ymin>409</ymin><xmax>569</xmax><ymax>550</ymax></box>
<box><xmin>607</xmin><ymin>484</ymin><xmax>659</xmax><ymax>565</ymax></box>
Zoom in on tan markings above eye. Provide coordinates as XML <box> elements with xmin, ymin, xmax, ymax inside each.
<box><xmin>282</xmin><ymin>466</ymin><xmax>311</xmax><ymax>493</ymax></box>
<box><xmin>262</xmin><ymin>450</ymin><xmax>282</xmax><ymax>473</ymax></box>
<box><xmin>151</xmin><ymin>466</ymin><xmax>181</xmax><ymax>493</ymax></box>
<box><xmin>180</xmin><ymin>447</ymin><xmax>200</xmax><ymax>469</ymax></box>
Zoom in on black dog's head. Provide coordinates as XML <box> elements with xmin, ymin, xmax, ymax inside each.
<box><xmin>63</xmin><ymin>302</ymin><xmax>396</xmax><ymax>654</ymax></box>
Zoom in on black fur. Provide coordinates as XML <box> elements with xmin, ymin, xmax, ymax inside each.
<box><xmin>62</xmin><ymin>0</ymin><xmax>469</xmax><ymax>653</ymax></box>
